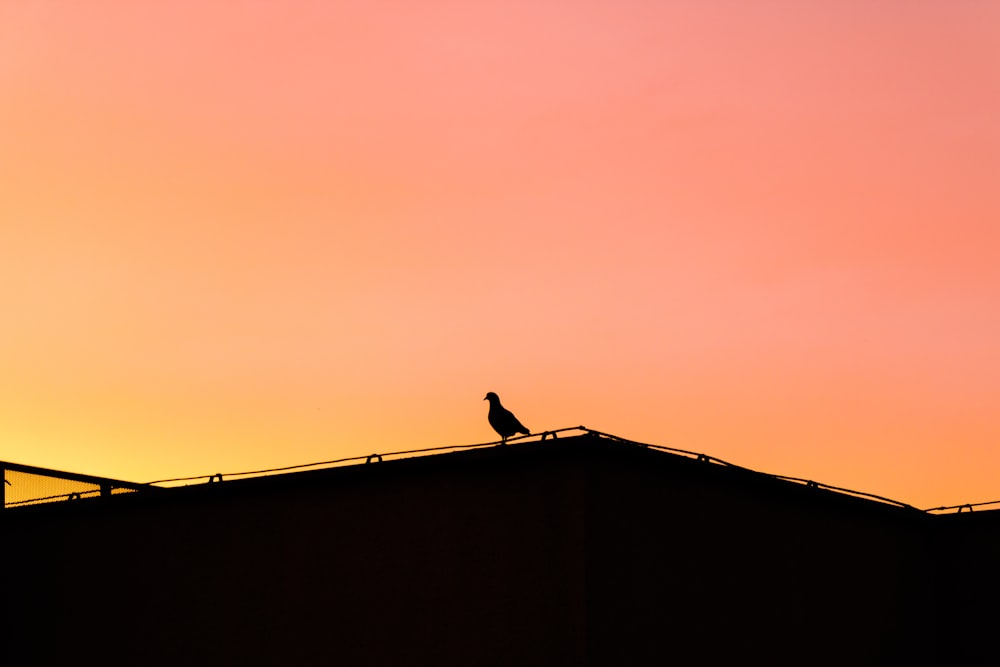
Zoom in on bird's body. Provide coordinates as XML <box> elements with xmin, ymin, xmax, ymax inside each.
<box><xmin>484</xmin><ymin>392</ymin><xmax>530</xmax><ymax>444</ymax></box>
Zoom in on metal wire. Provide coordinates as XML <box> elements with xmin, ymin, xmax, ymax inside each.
<box><xmin>145</xmin><ymin>427</ymin><xmax>584</xmax><ymax>486</ymax></box>
<box><xmin>578</xmin><ymin>428</ymin><xmax>920</xmax><ymax>510</ymax></box>
<box><xmin>923</xmin><ymin>500</ymin><xmax>1000</xmax><ymax>514</ymax></box>
<box><xmin>140</xmin><ymin>426</ymin><xmax>937</xmax><ymax>513</ymax></box>
<box><xmin>6</xmin><ymin>426</ymin><xmax>994</xmax><ymax>512</ymax></box>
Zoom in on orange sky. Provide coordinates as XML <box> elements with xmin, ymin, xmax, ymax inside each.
<box><xmin>2</xmin><ymin>1</ymin><xmax>998</xmax><ymax>508</ymax></box>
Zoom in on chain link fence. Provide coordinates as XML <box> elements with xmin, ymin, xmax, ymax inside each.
<box><xmin>2</xmin><ymin>461</ymin><xmax>150</xmax><ymax>509</ymax></box>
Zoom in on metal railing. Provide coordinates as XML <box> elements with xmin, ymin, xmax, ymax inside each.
<box><xmin>1</xmin><ymin>461</ymin><xmax>154</xmax><ymax>510</ymax></box>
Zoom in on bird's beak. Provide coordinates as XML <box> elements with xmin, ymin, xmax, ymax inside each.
<box><xmin>483</xmin><ymin>396</ymin><xmax>488</xmax><ymax>401</ymax></box>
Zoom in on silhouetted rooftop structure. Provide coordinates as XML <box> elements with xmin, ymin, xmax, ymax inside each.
<box><xmin>3</xmin><ymin>429</ymin><xmax>998</xmax><ymax>665</ymax></box>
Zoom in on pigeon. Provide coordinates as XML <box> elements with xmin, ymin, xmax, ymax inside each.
<box><xmin>484</xmin><ymin>392</ymin><xmax>530</xmax><ymax>444</ymax></box>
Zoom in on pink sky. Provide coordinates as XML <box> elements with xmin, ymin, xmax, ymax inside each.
<box><xmin>1</xmin><ymin>1</ymin><xmax>999</xmax><ymax>507</ymax></box>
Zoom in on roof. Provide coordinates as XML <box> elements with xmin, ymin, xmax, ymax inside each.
<box><xmin>4</xmin><ymin>427</ymin><xmax>997</xmax><ymax>518</ymax></box>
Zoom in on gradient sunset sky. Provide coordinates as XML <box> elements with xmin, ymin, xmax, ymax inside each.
<box><xmin>2</xmin><ymin>1</ymin><xmax>998</xmax><ymax>508</ymax></box>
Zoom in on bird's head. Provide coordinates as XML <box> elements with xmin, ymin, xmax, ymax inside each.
<box><xmin>484</xmin><ymin>392</ymin><xmax>499</xmax><ymax>402</ymax></box>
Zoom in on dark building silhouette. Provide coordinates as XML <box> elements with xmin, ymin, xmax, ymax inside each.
<box><xmin>2</xmin><ymin>431</ymin><xmax>997</xmax><ymax>665</ymax></box>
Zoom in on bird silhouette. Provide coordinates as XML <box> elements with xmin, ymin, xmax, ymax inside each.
<box><xmin>484</xmin><ymin>392</ymin><xmax>530</xmax><ymax>445</ymax></box>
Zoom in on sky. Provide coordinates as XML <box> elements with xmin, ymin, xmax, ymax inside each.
<box><xmin>1</xmin><ymin>1</ymin><xmax>998</xmax><ymax>508</ymax></box>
